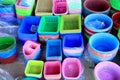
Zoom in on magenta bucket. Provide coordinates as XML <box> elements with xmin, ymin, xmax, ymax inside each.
<box><xmin>94</xmin><ymin>61</ymin><xmax>120</xmax><ymax>80</ymax></box>
<box><xmin>83</xmin><ymin>0</ymin><xmax>110</xmax><ymax>16</ymax></box>
<box><xmin>62</xmin><ymin>58</ymin><xmax>83</xmax><ymax>80</ymax></box>
<box><xmin>52</xmin><ymin>0</ymin><xmax>68</xmax><ymax>15</ymax></box>
<box><xmin>44</xmin><ymin>61</ymin><xmax>61</xmax><ymax>80</ymax></box>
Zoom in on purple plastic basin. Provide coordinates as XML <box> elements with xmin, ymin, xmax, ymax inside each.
<box><xmin>94</xmin><ymin>61</ymin><xmax>120</xmax><ymax>80</ymax></box>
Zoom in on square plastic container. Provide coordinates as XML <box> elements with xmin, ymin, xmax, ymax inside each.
<box><xmin>44</xmin><ymin>61</ymin><xmax>61</xmax><ymax>79</ymax></box>
<box><xmin>0</xmin><ymin>0</ymin><xmax>16</xmax><ymax>4</ymax></box>
<box><xmin>25</xmin><ymin>60</ymin><xmax>44</xmax><ymax>78</ymax></box>
<box><xmin>63</xmin><ymin>34</ymin><xmax>84</xmax><ymax>58</ymax></box>
<box><xmin>38</xmin><ymin>16</ymin><xmax>60</xmax><ymax>35</ymax></box>
<box><xmin>15</xmin><ymin>0</ymin><xmax>35</xmax><ymax>16</ymax></box>
<box><xmin>23</xmin><ymin>40</ymin><xmax>41</xmax><ymax>60</ymax></box>
<box><xmin>52</xmin><ymin>0</ymin><xmax>68</xmax><ymax>15</ymax></box>
<box><xmin>46</xmin><ymin>39</ymin><xmax>62</xmax><ymax>61</ymax></box>
<box><xmin>18</xmin><ymin>16</ymin><xmax>40</xmax><ymax>44</ymax></box>
<box><xmin>35</xmin><ymin>0</ymin><xmax>52</xmax><ymax>16</ymax></box>
<box><xmin>60</xmin><ymin>14</ymin><xmax>81</xmax><ymax>35</ymax></box>
<box><xmin>66</xmin><ymin>0</ymin><xmax>82</xmax><ymax>14</ymax></box>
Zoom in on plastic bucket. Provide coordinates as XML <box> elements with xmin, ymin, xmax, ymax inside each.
<box><xmin>44</xmin><ymin>61</ymin><xmax>61</xmax><ymax>80</ymax></box>
<box><xmin>23</xmin><ymin>40</ymin><xmax>41</xmax><ymax>60</ymax></box>
<box><xmin>25</xmin><ymin>60</ymin><xmax>44</xmax><ymax>78</ymax></box>
<box><xmin>46</xmin><ymin>39</ymin><xmax>62</xmax><ymax>61</ymax></box>
<box><xmin>88</xmin><ymin>33</ymin><xmax>119</xmax><ymax>63</ymax></box>
<box><xmin>83</xmin><ymin>0</ymin><xmax>110</xmax><ymax>16</ymax></box>
<box><xmin>84</xmin><ymin>14</ymin><xmax>113</xmax><ymax>37</ymax></box>
<box><xmin>112</xmin><ymin>12</ymin><xmax>120</xmax><ymax>30</ymax></box>
<box><xmin>18</xmin><ymin>16</ymin><xmax>40</xmax><ymax>44</ymax></box>
<box><xmin>94</xmin><ymin>61</ymin><xmax>120</xmax><ymax>80</ymax></box>
<box><xmin>63</xmin><ymin>34</ymin><xmax>84</xmax><ymax>58</ymax></box>
<box><xmin>62</xmin><ymin>58</ymin><xmax>83</xmax><ymax>80</ymax></box>
<box><xmin>52</xmin><ymin>0</ymin><xmax>68</xmax><ymax>15</ymax></box>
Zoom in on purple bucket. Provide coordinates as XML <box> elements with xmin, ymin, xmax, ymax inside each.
<box><xmin>94</xmin><ymin>61</ymin><xmax>120</xmax><ymax>80</ymax></box>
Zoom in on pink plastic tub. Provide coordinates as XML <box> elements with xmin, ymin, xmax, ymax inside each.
<box><xmin>44</xmin><ymin>61</ymin><xmax>61</xmax><ymax>80</ymax></box>
<box><xmin>52</xmin><ymin>0</ymin><xmax>68</xmax><ymax>15</ymax></box>
<box><xmin>23</xmin><ymin>40</ymin><xmax>41</xmax><ymax>60</ymax></box>
<box><xmin>62</xmin><ymin>58</ymin><xmax>83</xmax><ymax>80</ymax></box>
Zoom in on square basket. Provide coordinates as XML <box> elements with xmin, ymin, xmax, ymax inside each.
<box><xmin>35</xmin><ymin>0</ymin><xmax>53</xmax><ymax>16</ymax></box>
<box><xmin>60</xmin><ymin>14</ymin><xmax>82</xmax><ymax>34</ymax></box>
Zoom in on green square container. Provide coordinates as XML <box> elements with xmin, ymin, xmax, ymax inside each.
<box><xmin>15</xmin><ymin>0</ymin><xmax>35</xmax><ymax>16</ymax></box>
<box><xmin>60</xmin><ymin>14</ymin><xmax>81</xmax><ymax>34</ymax></box>
<box><xmin>38</xmin><ymin>16</ymin><xmax>60</xmax><ymax>35</ymax></box>
<box><xmin>0</xmin><ymin>0</ymin><xmax>16</xmax><ymax>4</ymax></box>
<box><xmin>25</xmin><ymin>60</ymin><xmax>44</xmax><ymax>78</ymax></box>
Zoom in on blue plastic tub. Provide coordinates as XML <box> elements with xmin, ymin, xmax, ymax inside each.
<box><xmin>84</xmin><ymin>14</ymin><xmax>113</xmax><ymax>33</ymax></box>
<box><xmin>46</xmin><ymin>39</ymin><xmax>62</xmax><ymax>61</ymax></box>
<box><xmin>63</xmin><ymin>34</ymin><xmax>84</xmax><ymax>58</ymax></box>
<box><xmin>18</xmin><ymin>16</ymin><xmax>40</xmax><ymax>44</ymax></box>
<box><xmin>22</xmin><ymin>77</ymin><xmax>38</xmax><ymax>80</ymax></box>
<box><xmin>88</xmin><ymin>33</ymin><xmax>119</xmax><ymax>63</ymax></box>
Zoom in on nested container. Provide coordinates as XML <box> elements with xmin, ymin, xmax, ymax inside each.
<box><xmin>117</xmin><ymin>29</ymin><xmax>120</xmax><ymax>41</ymax></box>
<box><xmin>0</xmin><ymin>0</ymin><xmax>16</xmax><ymax>4</ymax></box>
<box><xmin>15</xmin><ymin>0</ymin><xmax>35</xmax><ymax>16</ymax></box>
<box><xmin>52</xmin><ymin>0</ymin><xmax>68</xmax><ymax>15</ymax></box>
<box><xmin>44</xmin><ymin>61</ymin><xmax>61</xmax><ymax>80</ymax></box>
<box><xmin>84</xmin><ymin>13</ymin><xmax>113</xmax><ymax>39</ymax></box>
<box><xmin>38</xmin><ymin>16</ymin><xmax>60</xmax><ymax>42</ymax></box>
<box><xmin>112</xmin><ymin>12</ymin><xmax>120</xmax><ymax>30</ymax></box>
<box><xmin>0</xmin><ymin>37</ymin><xmax>17</xmax><ymax>64</ymax></box>
<box><xmin>66</xmin><ymin>0</ymin><xmax>82</xmax><ymax>14</ymax></box>
<box><xmin>62</xmin><ymin>58</ymin><xmax>84</xmax><ymax>80</ymax></box>
<box><xmin>94</xmin><ymin>61</ymin><xmax>120</xmax><ymax>80</ymax></box>
<box><xmin>35</xmin><ymin>0</ymin><xmax>52</xmax><ymax>16</ymax></box>
<box><xmin>18</xmin><ymin>16</ymin><xmax>40</xmax><ymax>44</ymax></box>
<box><xmin>110</xmin><ymin>0</ymin><xmax>120</xmax><ymax>14</ymax></box>
<box><xmin>22</xmin><ymin>77</ymin><xmax>38</xmax><ymax>80</ymax></box>
<box><xmin>83</xmin><ymin>0</ymin><xmax>110</xmax><ymax>16</ymax></box>
<box><xmin>88</xmin><ymin>33</ymin><xmax>119</xmax><ymax>63</ymax></box>
<box><xmin>25</xmin><ymin>60</ymin><xmax>44</xmax><ymax>78</ymax></box>
<box><xmin>23</xmin><ymin>40</ymin><xmax>41</xmax><ymax>61</ymax></box>
<box><xmin>60</xmin><ymin>14</ymin><xmax>81</xmax><ymax>37</ymax></box>
<box><xmin>46</xmin><ymin>39</ymin><xmax>62</xmax><ymax>61</ymax></box>
<box><xmin>63</xmin><ymin>34</ymin><xmax>84</xmax><ymax>58</ymax></box>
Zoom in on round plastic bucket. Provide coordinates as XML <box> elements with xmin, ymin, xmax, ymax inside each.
<box><xmin>83</xmin><ymin>0</ymin><xmax>110</xmax><ymax>16</ymax></box>
<box><xmin>112</xmin><ymin>12</ymin><xmax>120</xmax><ymax>30</ymax></box>
<box><xmin>94</xmin><ymin>61</ymin><xmax>120</xmax><ymax>80</ymax></box>
<box><xmin>84</xmin><ymin>14</ymin><xmax>113</xmax><ymax>34</ymax></box>
<box><xmin>88</xmin><ymin>33</ymin><xmax>119</xmax><ymax>63</ymax></box>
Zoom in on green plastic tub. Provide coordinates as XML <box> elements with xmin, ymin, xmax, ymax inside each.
<box><xmin>38</xmin><ymin>16</ymin><xmax>60</xmax><ymax>35</ymax></box>
<box><xmin>0</xmin><ymin>0</ymin><xmax>16</xmax><ymax>4</ymax></box>
<box><xmin>15</xmin><ymin>0</ymin><xmax>35</xmax><ymax>16</ymax></box>
<box><xmin>25</xmin><ymin>60</ymin><xmax>44</xmax><ymax>78</ymax></box>
<box><xmin>110</xmin><ymin>0</ymin><xmax>120</xmax><ymax>11</ymax></box>
<box><xmin>60</xmin><ymin>14</ymin><xmax>81</xmax><ymax>34</ymax></box>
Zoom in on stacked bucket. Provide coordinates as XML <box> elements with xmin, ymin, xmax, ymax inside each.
<box><xmin>63</xmin><ymin>34</ymin><xmax>84</xmax><ymax>58</ymax></box>
<box><xmin>0</xmin><ymin>37</ymin><xmax>17</xmax><ymax>64</ymax></box>
<box><xmin>87</xmin><ymin>33</ymin><xmax>119</xmax><ymax>63</ymax></box>
<box><xmin>15</xmin><ymin>0</ymin><xmax>35</xmax><ymax>23</ymax></box>
<box><xmin>84</xmin><ymin>14</ymin><xmax>113</xmax><ymax>39</ymax></box>
<box><xmin>38</xmin><ymin>16</ymin><xmax>60</xmax><ymax>42</ymax></box>
<box><xmin>18</xmin><ymin>16</ymin><xmax>40</xmax><ymax>44</ymax></box>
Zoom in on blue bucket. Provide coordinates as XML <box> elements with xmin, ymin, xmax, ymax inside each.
<box><xmin>18</xmin><ymin>16</ymin><xmax>40</xmax><ymax>44</ymax></box>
